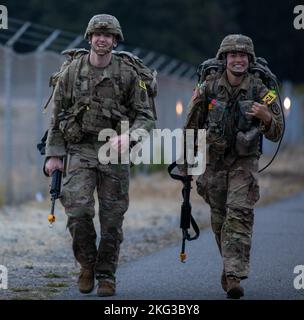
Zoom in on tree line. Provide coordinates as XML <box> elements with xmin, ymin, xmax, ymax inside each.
<box><xmin>3</xmin><ymin>0</ymin><xmax>303</xmax><ymax>82</ymax></box>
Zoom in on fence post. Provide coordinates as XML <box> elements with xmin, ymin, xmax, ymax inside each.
<box><xmin>35</xmin><ymin>30</ymin><xmax>61</xmax><ymax>197</ymax></box>
<box><xmin>4</xmin><ymin>21</ymin><xmax>31</xmax><ymax>205</ymax></box>
<box><xmin>4</xmin><ymin>46</ymin><xmax>13</xmax><ymax>204</ymax></box>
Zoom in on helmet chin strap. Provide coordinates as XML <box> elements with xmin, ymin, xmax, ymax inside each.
<box><xmin>231</xmin><ymin>70</ymin><xmax>246</xmax><ymax>77</ymax></box>
<box><xmin>91</xmin><ymin>42</ymin><xmax>115</xmax><ymax>56</ymax></box>
<box><xmin>97</xmin><ymin>47</ymin><xmax>112</xmax><ymax>56</ymax></box>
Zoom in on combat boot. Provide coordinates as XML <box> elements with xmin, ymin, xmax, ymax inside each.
<box><xmin>221</xmin><ymin>270</ymin><xmax>227</xmax><ymax>292</ymax></box>
<box><xmin>226</xmin><ymin>276</ymin><xmax>244</xmax><ymax>299</ymax></box>
<box><xmin>97</xmin><ymin>279</ymin><xmax>116</xmax><ymax>297</ymax></box>
<box><xmin>78</xmin><ymin>268</ymin><xmax>95</xmax><ymax>294</ymax></box>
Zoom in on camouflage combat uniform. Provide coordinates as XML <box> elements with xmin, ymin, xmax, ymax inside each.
<box><xmin>185</xmin><ymin>35</ymin><xmax>283</xmax><ymax>280</ymax></box>
<box><xmin>45</xmin><ymin>16</ymin><xmax>155</xmax><ymax>284</ymax></box>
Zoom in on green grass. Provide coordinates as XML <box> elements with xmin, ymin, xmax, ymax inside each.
<box><xmin>44</xmin><ymin>288</ymin><xmax>59</xmax><ymax>293</ymax></box>
<box><xmin>46</xmin><ymin>282</ymin><xmax>68</xmax><ymax>288</ymax></box>
<box><xmin>10</xmin><ymin>296</ymin><xmax>35</xmax><ymax>300</ymax></box>
<box><xmin>0</xmin><ymin>186</ymin><xmax>5</xmax><ymax>207</ymax></box>
<box><xmin>43</xmin><ymin>272</ymin><xmax>64</xmax><ymax>279</ymax></box>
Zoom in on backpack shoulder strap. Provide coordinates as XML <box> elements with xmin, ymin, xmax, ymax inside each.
<box><xmin>249</xmin><ymin>73</ymin><xmax>264</xmax><ymax>101</ymax></box>
<box><xmin>205</xmin><ymin>72</ymin><xmax>220</xmax><ymax>98</ymax></box>
<box><xmin>43</xmin><ymin>50</ymin><xmax>87</xmax><ymax>112</ymax></box>
<box><xmin>111</xmin><ymin>54</ymin><xmax>123</xmax><ymax>101</ymax></box>
<box><xmin>66</xmin><ymin>54</ymin><xmax>84</xmax><ymax>102</ymax></box>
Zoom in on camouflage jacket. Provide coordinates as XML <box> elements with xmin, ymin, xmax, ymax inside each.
<box><xmin>185</xmin><ymin>71</ymin><xmax>283</xmax><ymax>163</ymax></box>
<box><xmin>45</xmin><ymin>53</ymin><xmax>155</xmax><ymax>157</ymax></box>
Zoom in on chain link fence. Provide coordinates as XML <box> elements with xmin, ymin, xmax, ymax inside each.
<box><xmin>0</xmin><ymin>18</ymin><xmax>196</xmax><ymax>204</ymax></box>
<box><xmin>1</xmin><ymin>18</ymin><xmax>303</xmax><ymax>205</ymax></box>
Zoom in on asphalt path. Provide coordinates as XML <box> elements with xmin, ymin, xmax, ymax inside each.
<box><xmin>57</xmin><ymin>191</ymin><xmax>304</xmax><ymax>300</ymax></box>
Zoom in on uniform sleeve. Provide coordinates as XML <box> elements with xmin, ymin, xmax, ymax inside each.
<box><xmin>258</xmin><ymin>84</ymin><xmax>284</xmax><ymax>143</ymax></box>
<box><xmin>128</xmin><ymin>72</ymin><xmax>155</xmax><ymax>138</ymax></box>
<box><xmin>45</xmin><ymin>69</ymin><xmax>70</xmax><ymax>158</ymax></box>
<box><xmin>178</xmin><ymin>82</ymin><xmax>208</xmax><ymax>169</ymax></box>
<box><xmin>184</xmin><ymin>82</ymin><xmax>208</xmax><ymax>130</ymax></box>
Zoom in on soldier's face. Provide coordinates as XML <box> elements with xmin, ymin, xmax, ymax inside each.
<box><xmin>226</xmin><ymin>52</ymin><xmax>249</xmax><ymax>76</ymax></box>
<box><xmin>90</xmin><ymin>32</ymin><xmax>117</xmax><ymax>56</ymax></box>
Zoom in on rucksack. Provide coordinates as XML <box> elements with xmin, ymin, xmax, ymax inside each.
<box><xmin>38</xmin><ymin>48</ymin><xmax>158</xmax><ymax>158</ymax></box>
<box><xmin>197</xmin><ymin>56</ymin><xmax>279</xmax><ymax>96</ymax></box>
<box><xmin>43</xmin><ymin>48</ymin><xmax>158</xmax><ymax>120</ymax></box>
<box><xmin>114</xmin><ymin>50</ymin><xmax>158</xmax><ymax>120</ymax></box>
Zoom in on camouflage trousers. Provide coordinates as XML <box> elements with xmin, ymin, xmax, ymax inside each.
<box><xmin>196</xmin><ymin>158</ymin><xmax>260</xmax><ymax>279</ymax></box>
<box><xmin>60</xmin><ymin>142</ymin><xmax>129</xmax><ymax>282</ymax></box>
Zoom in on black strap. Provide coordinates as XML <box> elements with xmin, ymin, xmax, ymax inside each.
<box><xmin>168</xmin><ymin>161</ymin><xmax>200</xmax><ymax>240</ymax></box>
<box><xmin>186</xmin><ymin>215</ymin><xmax>200</xmax><ymax>241</ymax></box>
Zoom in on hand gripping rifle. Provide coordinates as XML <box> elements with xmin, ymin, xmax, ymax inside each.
<box><xmin>168</xmin><ymin>161</ymin><xmax>200</xmax><ymax>262</ymax></box>
<box><xmin>37</xmin><ymin>130</ymin><xmax>63</xmax><ymax>226</ymax></box>
<box><xmin>48</xmin><ymin>169</ymin><xmax>62</xmax><ymax>226</ymax></box>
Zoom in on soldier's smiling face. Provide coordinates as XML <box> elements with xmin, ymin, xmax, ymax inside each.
<box><xmin>90</xmin><ymin>31</ymin><xmax>117</xmax><ymax>56</ymax></box>
<box><xmin>226</xmin><ymin>51</ymin><xmax>249</xmax><ymax>76</ymax></box>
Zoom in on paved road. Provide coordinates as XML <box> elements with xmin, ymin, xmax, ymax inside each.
<box><xmin>58</xmin><ymin>191</ymin><xmax>304</xmax><ymax>300</ymax></box>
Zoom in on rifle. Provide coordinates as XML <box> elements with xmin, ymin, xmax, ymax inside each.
<box><xmin>48</xmin><ymin>169</ymin><xmax>62</xmax><ymax>226</ymax></box>
<box><xmin>37</xmin><ymin>131</ymin><xmax>63</xmax><ymax>226</ymax></box>
<box><xmin>168</xmin><ymin>161</ymin><xmax>200</xmax><ymax>262</ymax></box>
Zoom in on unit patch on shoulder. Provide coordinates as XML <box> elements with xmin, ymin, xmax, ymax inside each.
<box><xmin>262</xmin><ymin>90</ymin><xmax>277</xmax><ymax>105</ymax></box>
<box><xmin>270</xmin><ymin>103</ymin><xmax>281</xmax><ymax>115</ymax></box>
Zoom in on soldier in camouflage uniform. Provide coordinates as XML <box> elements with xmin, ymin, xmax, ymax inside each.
<box><xmin>44</xmin><ymin>14</ymin><xmax>155</xmax><ymax>297</ymax></box>
<box><xmin>184</xmin><ymin>35</ymin><xmax>283</xmax><ymax>298</ymax></box>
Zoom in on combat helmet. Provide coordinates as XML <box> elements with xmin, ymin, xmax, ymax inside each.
<box><xmin>84</xmin><ymin>14</ymin><xmax>124</xmax><ymax>41</ymax></box>
<box><xmin>216</xmin><ymin>34</ymin><xmax>256</xmax><ymax>62</ymax></box>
